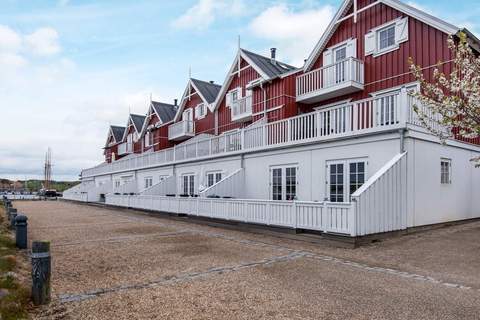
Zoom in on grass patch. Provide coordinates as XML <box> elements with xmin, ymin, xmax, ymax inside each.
<box><xmin>0</xmin><ymin>205</ymin><xmax>31</xmax><ymax>320</ymax></box>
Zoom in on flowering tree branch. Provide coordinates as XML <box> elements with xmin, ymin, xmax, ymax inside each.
<box><xmin>409</xmin><ymin>32</ymin><xmax>480</xmax><ymax>166</ymax></box>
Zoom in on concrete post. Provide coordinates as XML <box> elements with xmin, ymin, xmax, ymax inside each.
<box><xmin>15</xmin><ymin>215</ymin><xmax>28</xmax><ymax>249</ymax></box>
<box><xmin>31</xmin><ymin>241</ymin><xmax>51</xmax><ymax>305</ymax></box>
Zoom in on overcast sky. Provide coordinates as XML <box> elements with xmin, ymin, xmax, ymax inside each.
<box><xmin>0</xmin><ymin>0</ymin><xmax>478</xmax><ymax>181</ymax></box>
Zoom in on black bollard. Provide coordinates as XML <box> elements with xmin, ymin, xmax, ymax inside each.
<box><xmin>9</xmin><ymin>211</ymin><xmax>17</xmax><ymax>229</ymax></box>
<box><xmin>7</xmin><ymin>207</ymin><xmax>17</xmax><ymax>221</ymax></box>
<box><xmin>31</xmin><ymin>241</ymin><xmax>51</xmax><ymax>305</ymax></box>
<box><xmin>15</xmin><ymin>215</ymin><xmax>28</xmax><ymax>249</ymax></box>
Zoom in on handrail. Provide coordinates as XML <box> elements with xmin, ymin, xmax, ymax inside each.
<box><xmin>199</xmin><ymin>168</ymin><xmax>244</xmax><ymax>198</ymax></box>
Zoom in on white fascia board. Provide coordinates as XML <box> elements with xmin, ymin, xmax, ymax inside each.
<box><xmin>382</xmin><ymin>0</ymin><xmax>459</xmax><ymax>35</ymax></box>
<box><xmin>304</xmin><ymin>0</ymin><xmax>460</xmax><ymax>72</ymax></box>
<box><xmin>304</xmin><ymin>0</ymin><xmax>352</xmax><ymax>72</ymax></box>
<box><xmin>190</xmin><ymin>80</ymin><xmax>210</xmax><ymax>108</ymax></box>
<box><xmin>213</xmin><ymin>50</ymin><xmax>242</xmax><ymax>112</ymax></box>
<box><xmin>174</xmin><ymin>80</ymin><xmax>192</xmax><ymax>122</ymax></box>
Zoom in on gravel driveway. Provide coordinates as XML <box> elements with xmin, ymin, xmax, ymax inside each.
<box><xmin>14</xmin><ymin>201</ymin><xmax>480</xmax><ymax>320</ymax></box>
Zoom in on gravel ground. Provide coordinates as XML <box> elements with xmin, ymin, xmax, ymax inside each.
<box><xmin>13</xmin><ymin>200</ymin><xmax>480</xmax><ymax>320</ymax></box>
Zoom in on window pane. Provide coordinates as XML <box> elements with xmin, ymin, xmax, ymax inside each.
<box><xmin>272</xmin><ymin>168</ymin><xmax>282</xmax><ymax>200</ymax></box>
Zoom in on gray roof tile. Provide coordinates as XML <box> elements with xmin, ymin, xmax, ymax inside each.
<box><xmin>241</xmin><ymin>49</ymin><xmax>296</xmax><ymax>79</ymax></box>
<box><xmin>191</xmin><ymin>78</ymin><xmax>221</xmax><ymax>104</ymax></box>
<box><xmin>110</xmin><ymin>126</ymin><xmax>125</xmax><ymax>142</ymax></box>
<box><xmin>151</xmin><ymin>101</ymin><xmax>177</xmax><ymax>123</ymax></box>
<box><xmin>130</xmin><ymin>114</ymin><xmax>146</xmax><ymax>132</ymax></box>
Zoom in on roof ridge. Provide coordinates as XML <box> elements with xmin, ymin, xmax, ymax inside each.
<box><xmin>191</xmin><ymin>78</ymin><xmax>221</xmax><ymax>88</ymax></box>
<box><xmin>240</xmin><ymin>48</ymin><xmax>296</xmax><ymax>69</ymax></box>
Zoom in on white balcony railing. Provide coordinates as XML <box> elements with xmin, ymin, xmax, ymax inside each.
<box><xmin>168</xmin><ymin>120</ymin><xmax>195</xmax><ymax>141</ymax></box>
<box><xmin>296</xmin><ymin>57</ymin><xmax>364</xmax><ymax>103</ymax></box>
<box><xmin>231</xmin><ymin>95</ymin><xmax>253</xmax><ymax>122</ymax></box>
<box><xmin>118</xmin><ymin>142</ymin><xmax>133</xmax><ymax>155</ymax></box>
<box><xmin>82</xmin><ymin>90</ymin><xmax>412</xmax><ymax>179</ymax></box>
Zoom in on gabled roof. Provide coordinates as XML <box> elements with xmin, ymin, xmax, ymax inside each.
<box><xmin>104</xmin><ymin>125</ymin><xmax>125</xmax><ymax>148</ymax></box>
<box><xmin>303</xmin><ymin>0</ymin><xmax>460</xmax><ymax>71</ymax></box>
<box><xmin>241</xmin><ymin>49</ymin><xmax>296</xmax><ymax>79</ymax></box>
<box><xmin>151</xmin><ymin>101</ymin><xmax>177</xmax><ymax>123</ymax></box>
<box><xmin>121</xmin><ymin>114</ymin><xmax>145</xmax><ymax>142</ymax></box>
<box><xmin>174</xmin><ymin>78</ymin><xmax>222</xmax><ymax>122</ymax></box>
<box><xmin>111</xmin><ymin>126</ymin><xmax>125</xmax><ymax>142</ymax></box>
<box><xmin>213</xmin><ymin>48</ymin><xmax>298</xmax><ymax>111</ymax></box>
<box><xmin>191</xmin><ymin>78</ymin><xmax>221</xmax><ymax>104</ymax></box>
<box><xmin>130</xmin><ymin>114</ymin><xmax>146</xmax><ymax>133</ymax></box>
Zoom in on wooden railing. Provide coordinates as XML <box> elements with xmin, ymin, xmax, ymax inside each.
<box><xmin>105</xmin><ymin>194</ymin><xmax>354</xmax><ymax>235</ymax></box>
<box><xmin>81</xmin><ymin>91</ymin><xmax>408</xmax><ymax>178</ymax></box>
<box><xmin>199</xmin><ymin>168</ymin><xmax>244</xmax><ymax>198</ymax></box>
<box><xmin>351</xmin><ymin>152</ymin><xmax>408</xmax><ymax>236</ymax></box>
<box><xmin>231</xmin><ymin>95</ymin><xmax>253</xmax><ymax>121</ymax></box>
<box><xmin>168</xmin><ymin>120</ymin><xmax>195</xmax><ymax>140</ymax></box>
<box><xmin>296</xmin><ymin>57</ymin><xmax>364</xmax><ymax>98</ymax></box>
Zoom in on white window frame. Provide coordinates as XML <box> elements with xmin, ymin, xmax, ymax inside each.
<box><xmin>195</xmin><ymin>103</ymin><xmax>206</xmax><ymax>120</ymax></box>
<box><xmin>181</xmin><ymin>174</ymin><xmax>195</xmax><ymax>196</ymax></box>
<box><xmin>269</xmin><ymin>164</ymin><xmax>299</xmax><ymax>201</ymax></box>
<box><xmin>226</xmin><ymin>87</ymin><xmax>242</xmax><ymax>108</ymax></box>
<box><xmin>144</xmin><ymin>131</ymin><xmax>153</xmax><ymax>147</ymax></box>
<box><xmin>144</xmin><ymin>176</ymin><xmax>153</xmax><ymax>189</ymax></box>
<box><xmin>440</xmin><ymin>158</ymin><xmax>452</xmax><ymax>185</ymax></box>
<box><xmin>326</xmin><ymin>158</ymin><xmax>368</xmax><ymax>203</ymax></box>
<box><xmin>365</xmin><ymin>17</ymin><xmax>409</xmax><ymax>58</ymax></box>
<box><xmin>114</xmin><ymin>180</ymin><xmax>121</xmax><ymax>188</ymax></box>
<box><xmin>206</xmin><ymin>171</ymin><xmax>223</xmax><ymax>187</ymax></box>
<box><xmin>377</xmin><ymin>23</ymin><xmax>397</xmax><ymax>54</ymax></box>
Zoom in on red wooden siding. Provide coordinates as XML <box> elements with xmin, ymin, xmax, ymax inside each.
<box><xmin>302</xmin><ymin>0</ymin><xmax>453</xmax><ymax>112</ymax></box>
<box><xmin>183</xmin><ymin>88</ymin><xmax>215</xmax><ymax>135</ymax></box>
<box><xmin>217</xmin><ymin>57</ymin><xmax>298</xmax><ymax>134</ymax></box>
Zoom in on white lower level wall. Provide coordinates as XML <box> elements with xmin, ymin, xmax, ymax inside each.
<box><xmin>66</xmin><ymin>131</ymin><xmax>480</xmax><ymax>236</ymax></box>
<box><xmin>406</xmin><ymin>134</ymin><xmax>480</xmax><ymax>227</ymax></box>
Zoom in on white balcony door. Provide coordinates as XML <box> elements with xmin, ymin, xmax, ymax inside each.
<box><xmin>334</xmin><ymin>45</ymin><xmax>347</xmax><ymax>84</ymax></box>
<box><xmin>183</xmin><ymin>109</ymin><xmax>193</xmax><ymax>132</ymax></box>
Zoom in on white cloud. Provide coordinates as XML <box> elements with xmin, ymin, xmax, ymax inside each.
<box><xmin>172</xmin><ymin>0</ymin><xmax>246</xmax><ymax>30</ymax></box>
<box><xmin>24</xmin><ymin>27</ymin><xmax>61</xmax><ymax>56</ymax></box>
<box><xmin>0</xmin><ymin>25</ymin><xmax>22</xmax><ymax>52</ymax></box>
<box><xmin>248</xmin><ymin>4</ymin><xmax>335</xmax><ymax>66</ymax></box>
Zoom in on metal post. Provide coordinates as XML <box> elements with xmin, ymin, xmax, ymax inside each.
<box><xmin>15</xmin><ymin>215</ymin><xmax>28</xmax><ymax>249</ymax></box>
<box><xmin>31</xmin><ymin>241</ymin><xmax>51</xmax><ymax>305</ymax></box>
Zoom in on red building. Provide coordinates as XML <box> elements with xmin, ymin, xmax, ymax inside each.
<box><xmin>213</xmin><ymin>48</ymin><xmax>299</xmax><ymax>134</ymax></box>
<box><xmin>104</xmin><ymin>125</ymin><xmax>125</xmax><ymax>163</ymax></box>
<box><xmin>168</xmin><ymin>78</ymin><xmax>220</xmax><ymax>141</ymax></box>
<box><xmin>141</xmin><ymin>100</ymin><xmax>177</xmax><ymax>152</ymax></box>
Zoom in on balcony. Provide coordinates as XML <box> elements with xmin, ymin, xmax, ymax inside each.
<box><xmin>118</xmin><ymin>142</ymin><xmax>133</xmax><ymax>155</ymax></box>
<box><xmin>231</xmin><ymin>95</ymin><xmax>252</xmax><ymax>122</ymax></box>
<box><xmin>81</xmin><ymin>90</ymin><xmax>415</xmax><ymax>180</ymax></box>
<box><xmin>168</xmin><ymin>120</ymin><xmax>195</xmax><ymax>141</ymax></box>
<box><xmin>296</xmin><ymin>57</ymin><xmax>364</xmax><ymax>103</ymax></box>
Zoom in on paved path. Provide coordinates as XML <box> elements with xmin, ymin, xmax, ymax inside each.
<box><xmin>15</xmin><ymin>201</ymin><xmax>480</xmax><ymax>320</ymax></box>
